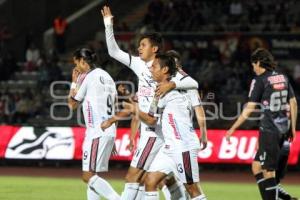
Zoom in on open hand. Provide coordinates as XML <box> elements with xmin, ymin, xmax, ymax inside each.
<box><xmin>101</xmin><ymin>5</ymin><xmax>113</xmax><ymax>24</ymax></box>
<box><xmin>200</xmin><ymin>137</ymin><xmax>208</xmax><ymax>150</ymax></box>
<box><xmin>155</xmin><ymin>82</ymin><xmax>175</xmax><ymax>97</ymax></box>
<box><xmin>72</xmin><ymin>67</ymin><xmax>81</xmax><ymax>82</ymax></box>
<box><xmin>225</xmin><ymin>129</ymin><xmax>235</xmax><ymax>143</ymax></box>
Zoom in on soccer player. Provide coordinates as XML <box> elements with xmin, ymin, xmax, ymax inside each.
<box><xmin>124</xmin><ymin>53</ymin><xmax>207</xmax><ymax>200</ymax></box>
<box><xmin>226</xmin><ymin>48</ymin><xmax>297</xmax><ymax>200</ymax></box>
<box><xmin>166</xmin><ymin>50</ymin><xmax>208</xmax><ymax>150</ymax></box>
<box><xmin>101</xmin><ymin>5</ymin><xmax>199</xmax><ymax>200</ymax></box>
<box><xmin>68</xmin><ymin>48</ymin><xmax>120</xmax><ymax>200</ymax></box>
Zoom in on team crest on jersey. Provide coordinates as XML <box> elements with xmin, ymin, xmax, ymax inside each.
<box><xmin>263</xmin><ymin>100</ymin><xmax>269</xmax><ymax>106</ymax></box>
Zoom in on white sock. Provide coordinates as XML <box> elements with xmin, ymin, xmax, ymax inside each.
<box><xmin>161</xmin><ymin>185</ymin><xmax>171</xmax><ymax>200</ymax></box>
<box><xmin>120</xmin><ymin>183</ymin><xmax>139</xmax><ymax>200</ymax></box>
<box><xmin>135</xmin><ymin>185</ymin><xmax>145</xmax><ymax>200</ymax></box>
<box><xmin>168</xmin><ymin>182</ymin><xmax>186</xmax><ymax>200</ymax></box>
<box><xmin>144</xmin><ymin>191</ymin><xmax>159</xmax><ymax>200</ymax></box>
<box><xmin>88</xmin><ymin>175</ymin><xmax>120</xmax><ymax>200</ymax></box>
<box><xmin>87</xmin><ymin>186</ymin><xmax>100</xmax><ymax>200</ymax></box>
<box><xmin>191</xmin><ymin>194</ymin><xmax>207</xmax><ymax>200</ymax></box>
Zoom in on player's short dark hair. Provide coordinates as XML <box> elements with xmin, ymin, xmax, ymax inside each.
<box><xmin>73</xmin><ymin>48</ymin><xmax>98</xmax><ymax>68</ymax></box>
<box><xmin>166</xmin><ymin>49</ymin><xmax>181</xmax><ymax>67</ymax></box>
<box><xmin>155</xmin><ymin>53</ymin><xmax>176</xmax><ymax>77</ymax></box>
<box><xmin>250</xmin><ymin>48</ymin><xmax>277</xmax><ymax>71</ymax></box>
<box><xmin>139</xmin><ymin>32</ymin><xmax>163</xmax><ymax>53</ymax></box>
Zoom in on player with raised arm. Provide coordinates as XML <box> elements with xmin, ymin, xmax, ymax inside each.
<box><xmin>226</xmin><ymin>48</ymin><xmax>297</xmax><ymax>200</ymax></box>
<box><xmin>101</xmin><ymin>5</ymin><xmax>198</xmax><ymax>200</ymax></box>
<box><xmin>68</xmin><ymin>48</ymin><xmax>120</xmax><ymax>200</ymax></box>
<box><xmin>123</xmin><ymin>53</ymin><xmax>207</xmax><ymax>200</ymax></box>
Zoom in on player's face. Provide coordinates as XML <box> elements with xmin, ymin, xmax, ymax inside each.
<box><xmin>150</xmin><ymin>58</ymin><xmax>164</xmax><ymax>82</ymax></box>
<box><xmin>252</xmin><ymin>61</ymin><xmax>260</xmax><ymax>75</ymax></box>
<box><xmin>73</xmin><ymin>58</ymin><xmax>89</xmax><ymax>72</ymax></box>
<box><xmin>138</xmin><ymin>38</ymin><xmax>158</xmax><ymax>62</ymax></box>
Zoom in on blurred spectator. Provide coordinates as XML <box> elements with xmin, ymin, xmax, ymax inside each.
<box><xmin>14</xmin><ymin>90</ymin><xmax>33</xmax><ymax>124</ymax></box>
<box><xmin>53</xmin><ymin>14</ymin><xmax>68</xmax><ymax>54</ymax></box>
<box><xmin>4</xmin><ymin>92</ymin><xmax>16</xmax><ymax>124</ymax></box>
<box><xmin>293</xmin><ymin>64</ymin><xmax>300</xmax><ymax>85</ymax></box>
<box><xmin>25</xmin><ymin>42</ymin><xmax>40</xmax><ymax>71</ymax></box>
<box><xmin>229</xmin><ymin>0</ymin><xmax>243</xmax><ymax>24</ymax></box>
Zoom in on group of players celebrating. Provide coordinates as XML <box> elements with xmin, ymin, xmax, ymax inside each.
<box><xmin>67</xmin><ymin>5</ymin><xmax>298</xmax><ymax>200</ymax></box>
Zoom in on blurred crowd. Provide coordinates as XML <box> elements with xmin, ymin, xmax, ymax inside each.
<box><xmin>141</xmin><ymin>0</ymin><xmax>300</xmax><ymax>32</ymax></box>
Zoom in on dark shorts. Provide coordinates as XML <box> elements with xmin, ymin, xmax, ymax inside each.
<box><xmin>254</xmin><ymin>131</ymin><xmax>284</xmax><ymax>171</ymax></box>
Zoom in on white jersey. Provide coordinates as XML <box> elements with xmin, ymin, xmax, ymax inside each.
<box><xmin>104</xmin><ymin>20</ymin><xmax>199</xmax><ymax>137</ymax></box>
<box><xmin>185</xmin><ymin>89</ymin><xmax>202</xmax><ymax>108</ymax></box>
<box><xmin>74</xmin><ymin>68</ymin><xmax>117</xmax><ymax>139</ymax></box>
<box><xmin>156</xmin><ymin>90</ymin><xmax>200</xmax><ymax>151</ymax></box>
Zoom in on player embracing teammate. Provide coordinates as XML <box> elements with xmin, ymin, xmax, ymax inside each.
<box><xmin>101</xmin><ymin>5</ymin><xmax>207</xmax><ymax>200</ymax></box>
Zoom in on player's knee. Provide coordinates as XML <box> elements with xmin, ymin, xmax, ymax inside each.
<box><xmin>82</xmin><ymin>172</ymin><xmax>94</xmax><ymax>183</ymax></box>
<box><xmin>125</xmin><ymin>167</ymin><xmax>143</xmax><ymax>183</ymax></box>
<box><xmin>144</xmin><ymin>174</ymin><xmax>159</xmax><ymax>190</ymax></box>
<box><xmin>251</xmin><ymin>161</ymin><xmax>261</xmax><ymax>175</ymax></box>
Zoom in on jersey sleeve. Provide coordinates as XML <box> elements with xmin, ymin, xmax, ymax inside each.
<box><xmin>188</xmin><ymin>89</ymin><xmax>202</xmax><ymax>107</ymax></box>
<box><xmin>74</xmin><ymin>75</ymin><xmax>88</xmax><ymax>102</ymax></box>
<box><xmin>248</xmin><ymin>78</ymin><xmax>264</xmax><ymax>103</ymax></box>
<box><xmin>171</xmin><ymin>71</ymin><xmax>199</xmax><ymax>90</ymax></box>
<box><xmin>104</xmin><ymin>23</ymin><xmax>143</xmax><ymax>76</ymax></box>
<box><xmin>288</xmin><ymin>83</ymin><xmax>295</xmax><ymax>100</ymax></box>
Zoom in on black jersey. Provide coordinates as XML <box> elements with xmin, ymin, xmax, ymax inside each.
<box><xmin>248</xmin><ymin>70</ymin><xmax>295</xmax><ymax>134</ymax></box>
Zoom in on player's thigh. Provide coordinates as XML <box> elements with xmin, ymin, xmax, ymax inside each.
<box><xmin>148</xmin><ymin>148</ymin><xmax>176</xmax><ymax>177</ymax></box>
<box><xmin>172</xmin><ymin>149</ymin><xmax>200</xmax><ymax>185</ymax></box>
<box><xmin>257</xmin><ymin>131</ymin><xmax>282</xmax><ymax>171</ymax></box>
<box><xmin>130</xmin><ymin>135</ymin><xmax>163</xmax><ymax>170</ymax></box>
<box><xmin>252</xmin><ymin>160</ymin><xmax>262</xmax><ymax>175</ymax></box>
<box><xmin>82</xmin><ymin>136</ymin><xmax>115</xmax><ymax>173</ymax></box>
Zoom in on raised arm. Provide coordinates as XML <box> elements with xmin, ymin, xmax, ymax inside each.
<box><xmin>101</xmin><ymin>6</ymin><xmax>142</xmax><ymax>74</ymax></box>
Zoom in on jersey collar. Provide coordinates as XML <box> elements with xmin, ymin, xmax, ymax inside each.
<box><xmin>146</xmin><ymin>60</ymin><xmax>154</xmax><ymax>68</ymax></box>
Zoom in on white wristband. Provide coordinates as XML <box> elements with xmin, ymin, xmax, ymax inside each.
<box><xmin>104</xmin><ymin>16</ymin><xmax>113</xmax><ymax>26</ymax></box>
<box><xmin>70</xmin><ymin>82</ymin><xmax>77</xmax><ymax>89</ymax></box>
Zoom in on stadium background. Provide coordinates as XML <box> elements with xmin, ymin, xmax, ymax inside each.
<box><xmin>0</xmin><ymin>0</ymin><xmax>299</xmax><ymax>199</ymax></box>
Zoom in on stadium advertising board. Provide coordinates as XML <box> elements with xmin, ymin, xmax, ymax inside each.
<box><xmin>0</xmin><ymin>126</ymin><xmax>299</xmax><ymax>165</ymax></box>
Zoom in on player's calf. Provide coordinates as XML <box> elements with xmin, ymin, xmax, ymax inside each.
<box><xmin>83</xmin><ymin>171</ymin><xmax>120</xmax><ymax>200</ymax></box>
<box><xmin>144</xmin><ymin>172</ymin><xmax>166</xmax><ymax>191</ymax></box>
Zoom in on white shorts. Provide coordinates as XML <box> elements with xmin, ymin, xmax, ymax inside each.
<box><xmin>148</xmin><ymin>148</ymin><xmax>200</xmax><ymax>184</ymax></box>
<box><xmin>82</xmin><ymin>136</ymin><xmax>115</xmax><ymax>172</ymax></box>
<box><xmin>130</xmin><ymin>134</ymin><xmax>164</xmax><ymax>170</ymax></box>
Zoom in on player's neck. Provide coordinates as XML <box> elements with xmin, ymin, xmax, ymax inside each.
<box><xmin>145</xmin><ymin>55</ymin><xmax>155</xmax><ymax>63</ymax></box>
<box><xmin>160</xmin><ymin>77</ymin><xmax>169</xmax><ymax>84</ymax></box>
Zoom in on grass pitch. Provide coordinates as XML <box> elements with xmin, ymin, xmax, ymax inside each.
<box><xmin>0</xmin><ymin>176</ymin><xmax>299</xmax><ymax>200</ymax></box>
